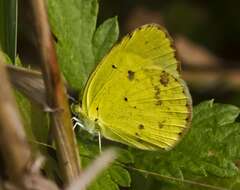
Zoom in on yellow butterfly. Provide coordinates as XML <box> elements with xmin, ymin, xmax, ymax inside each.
<box><xmin>76</xmin><ymin>24</ymin><xmax>192</xmax><ymax>151</ymax></box>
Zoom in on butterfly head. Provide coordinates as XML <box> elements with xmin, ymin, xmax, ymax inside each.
<box><xmin>71</xmin><ymin>103</ymin><xmax>100</xmax><ymax>136</ymax></box>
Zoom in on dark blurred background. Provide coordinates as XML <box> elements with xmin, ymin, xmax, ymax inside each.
<box><xmin>99</xmin><ymin>0</ymin><xmax>240</xmax><ymax>61</ymax></box>
<box><xmin>97</xmin><ymin>0</ymin><xmax>240</xmax><ymax>106</ymax></box>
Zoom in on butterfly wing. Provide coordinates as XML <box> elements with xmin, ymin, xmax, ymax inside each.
<box><xmin>82</xmin><ymin>24</ymin><xmax>192</xmax><ymax>150</ymax></box>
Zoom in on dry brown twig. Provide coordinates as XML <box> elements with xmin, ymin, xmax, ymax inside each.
<box><xmin>27</xmin><ymin>0</ymin><xmax>81</xmax><ymax>184</ymax></box>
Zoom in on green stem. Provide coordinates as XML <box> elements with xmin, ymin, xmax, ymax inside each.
<box><xmin>0</xmin><ymin>0</ymin><xmax>18</xmax><ymax>62</ymax></box>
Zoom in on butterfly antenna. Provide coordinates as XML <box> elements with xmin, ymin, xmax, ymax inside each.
<box><xmin>98</xmin><ymin>131</ymin><xmax>102</xmax><ymax>153</ymax></box>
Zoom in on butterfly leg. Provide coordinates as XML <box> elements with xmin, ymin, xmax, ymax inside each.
<box><xmin>72</xmin><ymin>116</ymin><xmax>84</xmax><ymax>130</ymax></box>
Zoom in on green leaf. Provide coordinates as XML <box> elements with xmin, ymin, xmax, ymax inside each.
<box><xmin>87</xmin><ymin>165</ymin><xmax>130</xmax><ymax>190</ymax></box>
<box><xmin>93</xmin><ymin>17</ymin><xmax>119</xmax><ymax>64</ymax></box>
<box><xmin>108</xmin><ymin>165</ymin><xmax>131</xmax><ymax>187</ymax></box>
<box><xmin>89</xmin><ymin>170</ymin><xmax>119</xmax><ymax>190</ymax></box>
<box><xmin>15</xmin><ymin>90</ymin><xmax>32</xmax><ymax>137</ymax></box>
<box><xmin>116</xmin><ymin>148</ymin><xmax>134</xmax><ymax>164</ymax></box>
<box><xmin>132</xmin><ymin>100</ymin><xmax>240</xmax><ymax>189</ymax></box>
<box><xmin>47</xmin><ymin>0</ymin><xmax>119</xmax><ymax>91</ymax></box>
<box><xmin>31</xmin><ymin>106</ymin><xmax>49</xmax><ymax>143</ymax></box>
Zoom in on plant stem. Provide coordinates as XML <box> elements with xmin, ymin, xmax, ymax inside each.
<box><xmin>28</xmin><ymin>0</ymin><xmax>81</xmax><ymax>184</ymax></box>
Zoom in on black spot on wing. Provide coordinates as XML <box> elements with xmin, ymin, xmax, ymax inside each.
<box><xmin>152</xmin><ymin>85</ymin><xmax>162</xmax><ymax>106</ymax></box>
<box><xmin>158</xmin><ymin>122</ymin><xmax>163</xmax><ymax>129</ymax></box>
<box><xmin>124</xmin><ymin>97</ymin><xmax>128</xmax><ymax>102</ymax></box>
<box><xmin>154</xmin><ymin>86</ymin><xmax>160</xmax><ymax>99</ymax></box>
<box><xmin>112</xmin><ymin>65</ymin><xmax>117</xmax><ymax>69</ymax></box>
<box><xmin>138</xmin><ymin>124</ymin><xmax>144</xmax><ymax>129</ymax></box>
<box><xmin>128</xmin><ymin>70</ymin><xmax>135</xmax><ymax>80</ymax></box>
<box><xmin>160</xmin><ymin>71</ymin><xmax>169</xmax><ymax>86</ymax></box>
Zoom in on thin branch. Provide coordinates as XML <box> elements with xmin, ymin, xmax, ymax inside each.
<box><xmin>28</xmin><ymin>0</ymin><xmax>81</xmax><ymax>183</ymax></box>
